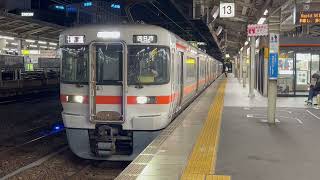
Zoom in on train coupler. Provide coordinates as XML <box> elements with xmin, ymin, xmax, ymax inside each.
<box><xmin>89</xmin><ymin>125</ymin><xmax>133</xmax><ymax>156</ymax></box>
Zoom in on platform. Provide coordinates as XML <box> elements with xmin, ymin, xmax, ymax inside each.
<box><xmin>116</xmin><ymin>76</ymin><xmax>320</xmax><ymax>180</ymax></box>
<box><xmin>216</xmin><ymin>77</ymin><xmax>320</xmax><ymax>180</ymax></box>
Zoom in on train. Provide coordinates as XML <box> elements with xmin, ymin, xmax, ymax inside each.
<box><xmin>59</xmin><ymin>24</ymin><xmax>223</xmax><ymax>160</ymax></box>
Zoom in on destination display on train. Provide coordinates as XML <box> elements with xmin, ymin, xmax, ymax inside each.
<box><xmin>66</xmin><ymin>35</ymin><xmax>85</xmax><ymax>44</ymax></box>
<box><xmin>133</xmin><ymin>35</ymin><xmax>157</xmax><ymax>43</ymax></box>
<box><xmin>298</xmin><ymin>11</ymin><xmax>320</xmax><ymax>24</ymax></box>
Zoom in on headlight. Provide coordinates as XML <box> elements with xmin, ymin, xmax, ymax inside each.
<box><xmin>63</xmin><ymin>95</ymin><xmax>86</xmax><ymax>104</ymax></box>
<box><xmin>136</xmin><ymin>96</ymin><xmax>157</xmax><ymax>104</ymax></box>
<box><xmin>136</xmin><ymin>96</ymin><xmax>148</xmax><ymax>104</ymax></box>
<box><xmin>74</xmin><ymin>96</ymin><xmax>84</xmax><ymax>103</ymax></box>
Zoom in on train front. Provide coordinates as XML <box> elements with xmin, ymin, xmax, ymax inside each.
<box><xmin>59</xmin><ymin>25</ymin><xmax>172</xmax><ymax>160</ymax></box>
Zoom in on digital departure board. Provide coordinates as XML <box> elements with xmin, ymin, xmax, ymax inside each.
<box><xmin>133</xmin><ymin>35</ymin><xmax>157</xmax><ymax>43</ymax></box>
<box><xmin>66</xmin><ymin>35</ymin><xmax>85</xmax><ymax>44</ymax></box>
<box><xmin>298</xmin><ymin>11</ymin><xmax>320</xmax><ymax>24</ymax></box>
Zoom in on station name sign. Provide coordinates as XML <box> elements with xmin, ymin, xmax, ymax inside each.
<box><xmin>298</xmin><ymin>11</ymin><xmax>320</xmax><ymax>24</ymax></box>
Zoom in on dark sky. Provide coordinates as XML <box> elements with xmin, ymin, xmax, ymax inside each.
<box><xmin>31</xmin><ymin>0</ymin><xmax>94</xmax><ymax>9</ymax></box>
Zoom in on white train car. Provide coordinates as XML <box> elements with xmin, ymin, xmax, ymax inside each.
<box><xmin>59</xmin><ymin>24</ymin><xmax>223</xmax><ymax>160</ymax></box>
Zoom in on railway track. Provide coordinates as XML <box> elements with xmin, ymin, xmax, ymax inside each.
<box><xmin>0</xmin><ymin>123</ymin><xmax>128</xmax><ymax>180</ymax></box>
<box><xmin>0</xmin><ymin>123</ymin><xmax>66</xmax><ymax>179</ymax></box>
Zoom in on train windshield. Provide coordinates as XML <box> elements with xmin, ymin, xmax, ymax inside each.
<box><xmin>61</xmin><ymin>46</ymin><xmax>89</xmax><ymax>84</ymax></box>
<box><xmin>128</xmin><ymin>46</ymin><xmax>170</xmax><ymax>85</ymax></box>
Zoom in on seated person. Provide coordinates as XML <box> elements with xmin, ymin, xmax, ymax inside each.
<box><xmin>306</xmin><ymin>71</ymin><xmax>320</xmax><ymax>104</ymax></box>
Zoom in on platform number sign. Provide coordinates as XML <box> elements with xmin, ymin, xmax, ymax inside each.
<box><xmin>220</xmin><ymin>3</ymin><xmax>235</xmax><ymax>18</ymax></box>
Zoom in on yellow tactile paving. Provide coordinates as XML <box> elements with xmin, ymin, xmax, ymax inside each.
<box><xmin>180</xmin><ymin>79</ymin><xmax>230</xmax><ymax>180</ymax></box>
<box><xmin>206</xmin><ymin>175</ymin><xmax>231</xmax><ymax>180</ymax></box>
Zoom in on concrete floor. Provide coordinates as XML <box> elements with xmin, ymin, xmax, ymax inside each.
<box><xmin>216</xmin><ymin>77</ymin><xmax>320</xmax><ymax>180</ymax></box>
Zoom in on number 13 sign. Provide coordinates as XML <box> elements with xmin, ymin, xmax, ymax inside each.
<box><xmin>220</xmin><ymin>3</ymin><xmax>235</xmax><ymax>18</ymax></box>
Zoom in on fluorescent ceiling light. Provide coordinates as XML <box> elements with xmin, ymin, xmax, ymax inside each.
<box><xmin>49</xmin><ymin>42</ymin><xmax>57</xmax><ymax>46</ymax></box>
<box><xmin>257</xmin><ymin>17</ymin><xmax>266</xmax><ymax>24</ymax></box>
<box><xmin>48</xmin><ymin>47</ymin><xmax>56</xmax><ymax>49</ymax></box>
<box><xmin>26</xmin><ymin>39</ymin><xmax>35</xmax><ymax>43</ymax></box>
<box><xmin>38</xmin><ymin>41</ymin><xmax>47</xmax><ymax>44</ymax></box>
<box><xmin>39</xmin><ymin>46</ymin><xmax>47</xmax><ymax>49</ymax></box>
<box><xmin>21</xmin><ymin>12</ymin><xmax>34</xmax><ymax>17</ymax></box>
<box><xmin>10</xmin><ymin>43</ymin><xmax>18</xmax><ymax>46</ymax></box>
<box><xmin>29</xmin><ymin>44</ymin><xmax>38</xmax><ymax>48</ymax></box>
<box><xmin>263</xmin><ymin>9</ymin><xmax>268</xmax><ymax>16</ymax></box>
<box><xmin>97</xmin><ymin>31</ymin><xmax>120</xmax><ymax>39</ymax></box>
<box><xmin>0</xmin><ymin>35</ymin><xmax>14</xmax><ymax>40</ymax></box>
<box><xmin>244</xmin><ymin>41</ymin><xmax>248</xmax><ymax>46</ymax></box>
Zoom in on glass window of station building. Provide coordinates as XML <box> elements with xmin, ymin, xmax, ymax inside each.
<box><xmin>254</xmin><ymin>37</ymin><xmax>320</xmax><ymax>97</ymax></box>
<box><xmin>278</xmin><ymin>47</ymin><xmax>320</xmax><ymax>96</ymax></box>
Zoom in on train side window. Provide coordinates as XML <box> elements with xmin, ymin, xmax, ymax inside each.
<box><xmin>186</xmin><ymin>57</ymin><xmax>196</xmax><ymax>83</ymax></box>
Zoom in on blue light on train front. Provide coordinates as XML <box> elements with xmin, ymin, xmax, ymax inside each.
<box><xmin>111</xmin><ymin>3</ymin><xmax>121</xmax><ymax>9</ymax></box>
<box><xmin>52</xmin><ymin>123</ymin><xmax>64</xmax><ymax>132</ymax></box>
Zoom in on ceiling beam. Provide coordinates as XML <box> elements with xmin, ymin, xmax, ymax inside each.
<box><xmin>22</xmin><ymin>27</ymin><xmax>51</xmax><ymax>35</ymax></box>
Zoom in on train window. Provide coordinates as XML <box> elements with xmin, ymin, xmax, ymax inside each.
<box><xmin>61</xmin><ymin>46</ymin><xmax>89</xmax><ymax>84</ymax></box>
<box><xmin>186</xmin><ymin>57</ymin><xmax>196</xmax><ymax>83</ymax></box>
<box><xmin>95</xmin><ymin>44</ymin><xmax>123</xmax><ymax>85</ymax></box>
<box><xmin>127</xmin><ymin>45</ymin><xmax>170</xmax><ymax>85</ymax></box>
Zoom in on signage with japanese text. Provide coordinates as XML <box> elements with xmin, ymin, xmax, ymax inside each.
<box><xmin>247</xmin><ymin>24</ymin><xmax>268</xmax><ymax>37</ymax></box>
<box><xmin>269</xmin><ymin>53</ymin><xmax>278</xmax><ymax>79</ymax></box>
<box><xmin>298</xmin><ymin>11</ymin><xmax>320</xmax><ymax>24</ymax></box>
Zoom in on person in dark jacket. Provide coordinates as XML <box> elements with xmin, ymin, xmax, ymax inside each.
<box><xmin>306</xmin><ymin>72</ymin><xmax>320</xmax><ymax>104</ymax></box>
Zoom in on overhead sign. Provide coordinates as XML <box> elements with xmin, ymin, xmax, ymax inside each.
<box><xmin>298</xmin><ymin>11</ymin><xmax>320</xmax><ymax>24</ymax></box>
<box><xmin>219</xmin><ymin>3</ymin><xmax>235</xmax><ymax>18</ymax></box>
<box><xmin>269</xmin><ymin>53</ymin><xmax>278</xmax><ymax>79</ymax></box>
<box><xmin>247</xmin><ymin>24</ymin><xmax>268</xmax><ymax>37</ymax></box>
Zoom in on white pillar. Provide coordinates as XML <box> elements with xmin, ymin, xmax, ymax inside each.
<box><xmin>267</xmin><ymin>10</ymin><xmax>280</xmax><ymax>124</ymax></box>
<box><xmin>249</xmin><ymin>37</ymin><xmax>256</xmax><ymax>98</ymax></box>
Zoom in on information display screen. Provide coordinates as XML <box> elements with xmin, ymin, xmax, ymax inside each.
<box><xmin>133</xmin><ymin>35</ymin><xmax>157</xmax><ymax>43</ymax></box>
<box><xmin>299</xmin><ymin>11</ymin><xmax>320</xmax><ymax>24</ymax></box>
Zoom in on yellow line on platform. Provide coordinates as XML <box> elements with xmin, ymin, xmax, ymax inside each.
<box><xmin>180</xmin><ymin>79</ymin><xmax>230</xmax><ymax>180</ymax></box>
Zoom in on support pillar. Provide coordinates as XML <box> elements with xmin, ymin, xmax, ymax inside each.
<box><xmin>249</xmin><ymin>37</ymin><xmax>256</xmax><ymax>98</ymax></box>
<box><xmin>267</xmin><ymin>10</ymin><xmax>281</xmax><ymax>124</ymax></box>
<box><xmin>239</xmin><ymin>51</ymin><xmax>243</xmax><ymax>83</ymax></box>
<box><xmin>242</xmin><ymin>49</ymin><xmax>247</xmax><ymax>88</ymax></box>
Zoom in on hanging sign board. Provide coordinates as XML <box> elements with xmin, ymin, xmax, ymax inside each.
<box><xmin>298</xmin><ymin>11</ymin><xmax>320</xmax><ymax>24</ymax></box>
<box><xmin>247</xmin><ymin>24</ymin><xmax>268</xmax><ymax>37</ymax></box>
<box><xmin>219</xmin><ymin>3</ymin><xmax>235</xmax><ymax>18</ymax></box>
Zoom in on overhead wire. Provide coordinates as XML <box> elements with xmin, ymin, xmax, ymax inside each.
<box><xmin>49</xmin><ymin>0</ymin><xmax>121</xmax><ymax>18</ymax></box>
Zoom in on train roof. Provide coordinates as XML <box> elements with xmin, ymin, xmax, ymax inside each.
<box><xmin>60</xmin><ymin>24</ymin><xmax>218</xmax><ymax>61</ymax></box>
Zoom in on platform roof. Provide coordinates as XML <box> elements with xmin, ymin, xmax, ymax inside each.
<box><xmin>0</xmin><ymin>10</ymin><xmax>65</xmax><ymax>42</ymax></box>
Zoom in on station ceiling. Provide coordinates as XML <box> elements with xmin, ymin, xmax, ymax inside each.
<box><xmin>0</xmin><ymin>10</ymin><xmax>64</xmax><ymax>42</ymax></box>
<box><xmin>127</xmin><ymin>0</ymin><xmax>224</xmax><ymax>60</ymax></box>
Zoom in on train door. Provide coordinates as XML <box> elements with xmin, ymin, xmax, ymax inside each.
<box><xmin>171</xmin><ymin>51</ymin><xmax>182</xmax><ymax>113</ymax></box>
<box><xmin>178</xmin><ymin>52</ymin><xmax>184</xmax><ymax>106</ymax></box>
<box><xmin>196</xmin><ymin>57</ymin><xmax>200</xmax><ymax>92</ymax></box>
<box><xmin>89</xmin><ymin>43</ymin><xmax>127</xmax><ymax>123</ymax></box>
